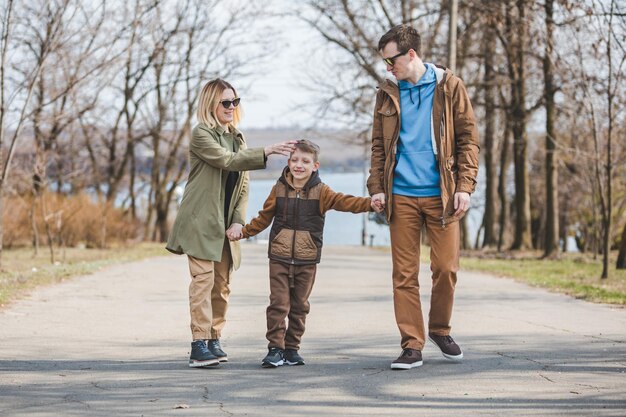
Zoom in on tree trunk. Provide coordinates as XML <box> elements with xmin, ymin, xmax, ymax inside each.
<box><xmin>481</xmin><ymin>18</ymin><xmax>498</xmax><ymax>248</ymax></box>
<box><xmin>617</xmin><ymin>222</ymin><xmax>626</xmax><ymax>269</ymax></box>
<box><xmin>460</xmin><ymin>215</ymin><xmax>470</xmax><ymax>250</ymax></box>
<box><xmin>447</xmin><ymin>0</ymin><xmax>458</xmax><ymax>72</ymax></box>
<box><xmin>543</xmin><ymin>0</ymin><xmax>559</xmax><ymax>258</ymax></box>
<box><xmin>509</xmin><ymin>0</ymin><xmax>532</xmax><ymax>250</ymax></box>
<box><xmin>497</xmin><ymin>114</ymin><xmax>512</xmax><ymax>252</ymax></box>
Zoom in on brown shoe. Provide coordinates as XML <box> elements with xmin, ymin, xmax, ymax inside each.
<box><xmin>428</xmin><ymin>333</ymin><xmax>463</xmax><ymax>361</ymax></box>
<box><xmin>390</xmin><ymin>348</ymin><xmax>423</xmax><ymax>370</ymax></box>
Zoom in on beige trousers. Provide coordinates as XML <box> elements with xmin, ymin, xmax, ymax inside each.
<box><xmin>187</xmin><ymin>239</ymin><xmax>232</xmax><ymax>340</ymax></box>
<box><xmin>389</xmin><ymin>195</ymin><xmax>460</xmax><ymax>351</ymax></box>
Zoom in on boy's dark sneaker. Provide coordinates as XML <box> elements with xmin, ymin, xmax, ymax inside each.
<box><xmin>390</xmin><ymin>348</ymin><xmax>423</xmax><ymax>370</ymax></box>
<box><xmin>284</xmin><ymin>349</ymin><xmax>305</xmax><ymax>366</ymax></box>
<box><xmin>429</xmin><ymin>333</ymin><xmax>463</xmax><ymax>361</ymax></box>
<box><xmin>207</xmin><ymin>339</ymin><xmax>228</xmax><ymax>362</ymax></box>
<box><xmin>261</xmin><ymin>347</ymin><xmax>284</xmax><ymax>368</ymax></box>
<box><xmin>189</xmin><ymin>340</ymin><xmax>220</xmax><ymax>368</ymax></box>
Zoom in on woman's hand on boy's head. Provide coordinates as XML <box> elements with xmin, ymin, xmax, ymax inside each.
<box><xmin>264</xmin><ymin>141</ymin><xmax>297</xmax><ymax>157</ymax></box>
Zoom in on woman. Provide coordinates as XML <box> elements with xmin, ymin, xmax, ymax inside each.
<box><xmin>166</xmin><ymin>78</ymin><xmax>294</xmax><ymax>367</ymax></box>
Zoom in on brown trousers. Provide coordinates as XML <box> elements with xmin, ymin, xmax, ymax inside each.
<box><xmin>389</xmin><ymin>195</ymin><xmax>460</xmax><ymax>350</ymax></box>
<box><xmin>187</xmin><ymin>239</ymin><xmax>232</xmax><ymax>340</ymax></box>
<box><xmin>266</xmin><ymin>260</ymin><xmax>317</xmax><ymax>350</ymax></box>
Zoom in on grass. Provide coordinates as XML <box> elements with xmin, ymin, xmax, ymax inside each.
<box><xmin>460</xmin><ymin>250</ymin><xmax>626</xmax><ymax>305</ymax></box>
<box><xmin>2</xmin><ymin>242</ymin><xmax>624</xmax><ymax>308</ymax></box>
<box><xmin>0</xmin><ymin>243</ymin><xmax>167</xmax><ymax>308</ymax></box>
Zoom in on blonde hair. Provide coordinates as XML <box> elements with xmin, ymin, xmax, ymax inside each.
<box><xmin>197</xmin><ymin>78</ymin><xmax>242</xmax><ymax>128</ymax></box>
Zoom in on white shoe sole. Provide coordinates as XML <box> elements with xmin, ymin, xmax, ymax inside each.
<box><xmin>390</xmin><ymin>360</ymin><xmax>423</xmax><ymax>370</ymax></box>
<box><xmin>429</xmin><ymin>336</ymin><xmax>464</xmax><ymax>361</ymax></box>
<box><xmin>285</xmin><ymin>360</ymin><xmax>305</xmax><ymax>366</ymax></box>
<box><xmin>189</xmin><ymin>358</ymin><xmax>220</xmax><ymax>368</ymax></box>
<box><xmin>262</xmin><ymin>359</ymin><xmax>284</xmax><ymax>368</ymax></box>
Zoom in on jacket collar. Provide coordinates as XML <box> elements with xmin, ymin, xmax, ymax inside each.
<box><xmin>199</xmin><ymin>122</ymin><xmax>245</xmax><ymax>143</ymax></box>
<box><xmin>378</xmin><ymin>64</ymin><xmax>451</xmax><ymax>94</ymax></box>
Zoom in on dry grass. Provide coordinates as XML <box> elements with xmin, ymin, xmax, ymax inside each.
<box><xmin>0</xmin><ymin>243</ymin><xmax>167</xmax><ymax>308</ymax></box>
<box><xmin>3</xmin><ymin>192</ymin><xmax>140</xmax><ymax>249</ymax></box>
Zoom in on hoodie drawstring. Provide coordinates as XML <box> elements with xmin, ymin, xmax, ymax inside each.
<box><xmin>408</xmin><ymin>87</ymin><xmax>422</xmax><ymax>107</ymax></box>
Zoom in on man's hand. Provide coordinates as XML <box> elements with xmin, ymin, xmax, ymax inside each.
<box><xmin>371</xmin><ymin>193</ymin><xmax>386</xmax><ymax>213</ymax></box>
<box><xmin>226</xmin><ymin>223</ymin><xmax>243</xmax><ymax>241</ymax></box>
<box><xmin>453</xmin><ymin>192</ymin><xmax>471</xmax><ymax>217</ymax></box>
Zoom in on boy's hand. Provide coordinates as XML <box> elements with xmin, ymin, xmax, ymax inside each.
<box><xmin>226</xmin><ymin>223</ymin><xmax>243</xmax><ymax>241</ymax></box>
<box><xmin>371</xmin><ymin>193</ymin><xmax>385</xmax><ymax>213</ymax></box>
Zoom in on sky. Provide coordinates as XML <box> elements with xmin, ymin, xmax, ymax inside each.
<box><xmin>237</xmin><ymin>11</ymin><xmax>318</xmax><ymax>130</ymax></box>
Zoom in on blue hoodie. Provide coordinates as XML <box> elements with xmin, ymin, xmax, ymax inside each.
<box><xmin>393</xmin><ymin>63</ymin><xmax>441</xmax><ymax>197</ymax></box>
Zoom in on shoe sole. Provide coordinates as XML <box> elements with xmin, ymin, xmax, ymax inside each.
<box><xmin>189</xmin><ymin>358</ymin><xmax>220</xmax><ymax>368</ymax></box>
<box><xmin>261</xmin><ymin>360</ymin><xmax>284</xmax><ymax>368</ymax></box>
<box><xmin>285</xmin><ymin>360</ymin><xmax>305</xmax><ymax>366</ymax></box>
<box><xmin>390</xmin><ymin>360</ymin><xmax>423</xmax><ymax>370</ymax></box>
<box><xmin>217</xmin><ymin>356</ymin><xmax>228</xmax><ymax>363</ymax></box>
<box><xmin>428</xmin><ymin>336</ymin><xmax>464</xmax><ymax>361</ymax></box>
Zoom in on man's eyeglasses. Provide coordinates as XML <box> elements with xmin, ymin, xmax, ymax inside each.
<box><xmin>382</xmin><ymin>50</ymin><xmax>409</xmax><ymax>67</ymax></box>
<box><xmin>220</xmin><ymin>98</ymin><xmax>240</xmax><ymax>109</ymax></box>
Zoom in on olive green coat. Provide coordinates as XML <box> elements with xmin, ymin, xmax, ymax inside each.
<box><xmin>166</xmin><ymin>123</ymin><xmax>266</xmax><ymax>269</ymax></box>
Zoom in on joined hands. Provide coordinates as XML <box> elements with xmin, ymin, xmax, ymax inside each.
<box><xmin>226</xmin><ymin>224</ymin><xmax>243</xmax><ymax>241</ymax></box>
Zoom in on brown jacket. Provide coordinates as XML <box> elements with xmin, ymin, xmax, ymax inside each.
<box><xmin>367</xmin><ymin>66</ymin><xmax>479</xmax><ymax>224</ymax></box>
<box><xmin>243</xmin><ymin>168</ymin><xmax>372</xmax><ymax>265</ymax></box>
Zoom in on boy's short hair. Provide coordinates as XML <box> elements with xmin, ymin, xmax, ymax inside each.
<box><xmin>378</xmin><ymin>24</ymin><xmax>421</xmax><ymax>57</ymax></box>
<box><xmin>293</xmin><ymin>139</ymin><xmax>321</xmax><ymax>162</ymax></box>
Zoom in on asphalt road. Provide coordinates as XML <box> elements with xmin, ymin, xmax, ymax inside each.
<box><xmin>1</xmin><ymin>243</ymin><xmax>624</xmax><ymax>416</ymax></box>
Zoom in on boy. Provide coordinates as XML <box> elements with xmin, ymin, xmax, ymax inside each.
<box><xmin>230</xmin><ymin>139</ymin><xmax>372</xmax><ymax>367</ymax></box>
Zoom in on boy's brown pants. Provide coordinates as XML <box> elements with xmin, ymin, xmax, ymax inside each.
<box><xmin>266</xmin><ymin>260</ymin><xmax>317</xmax><ymax>350</ymax></box>
<box><xmin>187</xmin><ymin>239</ymin><xmax>231</xmax><ymax>340</ymax></box>
<box><xmin>389</xmin><ymin>195</ymin><xmax>460</xmax><ymax>351</ymax></box>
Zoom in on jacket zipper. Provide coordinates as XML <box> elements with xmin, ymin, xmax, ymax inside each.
<box><xmin>437</xmin><ymin>82</ymin><xmax>447</xmax><ymax>229</ymax></box>
<box><xmin>290</xmin><ymin>190</ymin><xmax>300</xmax><ymax>264</ymax></box>
<box><xmin>384</xmin><ymin>97</ymin><xmax>401</xmax><ymax>217</ymax></box>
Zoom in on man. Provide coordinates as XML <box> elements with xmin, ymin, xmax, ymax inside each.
<box><xmin>367</xmin><ymin>24</ymin><xmax>479</xmax><ymax>370</ymax></box>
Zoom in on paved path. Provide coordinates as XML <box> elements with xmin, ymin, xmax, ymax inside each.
<box><xmin>1</xmin><ymin>243</ymin><xmax>624</xmax><ymax>416</ymax></box>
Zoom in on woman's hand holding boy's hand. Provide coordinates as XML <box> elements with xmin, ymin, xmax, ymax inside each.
<box><xmin>226</xmin><ymin>223</ymin><xmax>243</xmax><ymax>241</ymax></box>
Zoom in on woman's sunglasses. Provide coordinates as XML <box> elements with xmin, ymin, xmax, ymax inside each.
<box><xmin>220</xmin><ymin>98</ymin><xmax>240</xmax><ymax>109</ymax></box>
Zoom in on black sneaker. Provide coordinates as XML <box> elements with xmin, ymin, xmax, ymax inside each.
<box><xmin>207</xmin><ymin>339</ymin><xmax>228</xmax><ymax>362</ymax></box>
<box><xmin>284</xmin><ymin>349</ymin><xmax>305</xmax><ymax>366</ymax></box>
<box><xmin>429</xmin><ymin>333</ymin><xmax>463</xmax><ymax>361</ymax></box>
<box><xmin>189</xmin><ymin>340</ymin><xmax>220</xmax><ymax>368</ymax></box>
<box><xmin>261</xmin><ymin>347</ymin><xmax>284</xmax><ymax>368</ymax></box>
<box><xmin>390</xmin><ymin>348</ymin><xmax>423</xmax><ymax>370</ymax></box>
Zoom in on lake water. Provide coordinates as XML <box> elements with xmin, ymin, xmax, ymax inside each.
<box><xmin>246</xmin><ymin>171</ymin><xmax>483</xmax><ymax>247</ymax></box>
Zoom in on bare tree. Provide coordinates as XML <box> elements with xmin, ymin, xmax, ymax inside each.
<box><xmin>141</xmin><ymin>0</ymin><xmax>275</xmax><ymax>241</ymax></box>
<box><xmin>542</xmin><ymin>0</ymin><xmax>559</xmax><ymax>258</ymax></box>
<box><xmin>480</xmin><ymin>4</ymin><xmax>499</xmax><ymax>248</ymax></box>
<box><xmin>0</xmin><ymin>0</ymin><xmax>55</xmax><ymax>265</ymax></box>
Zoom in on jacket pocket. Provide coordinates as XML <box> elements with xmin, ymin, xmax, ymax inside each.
<box><xmin>270</xmin><ymin>229</ymin><xmax>293</xmax><ymax>258</ymax></box>
<box><xmin>295</xmin><ymin>231</ymin><xmax>318</xmax><ymax>261</ymax></box>
<box><xmin>378</xmin><ymin>102</ymin><xmax>398</xmax><ymax>143</ymax></box>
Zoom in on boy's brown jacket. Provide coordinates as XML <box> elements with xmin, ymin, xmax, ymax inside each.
<box><xmin>367</xmin><ymin>66</ymin><xmax>479</xmax><ymax>225</ymax></box>
<box><xmin>242</xmin><ymin>167</ymin><xmax>372</xmax><ymax>265</ymax></box>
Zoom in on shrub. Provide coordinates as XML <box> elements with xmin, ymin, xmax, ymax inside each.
<box><xmin>3</xmin><ymin>191</ymin><xmax>141</xmax><ymax>248</ymax></box>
